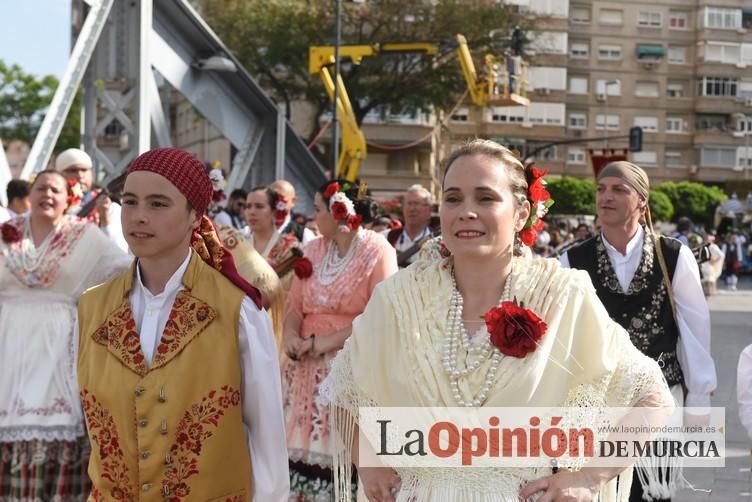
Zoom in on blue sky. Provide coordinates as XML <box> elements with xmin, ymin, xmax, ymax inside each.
<box><xmin>0</xmin><ymin>0</ymin><xmax>70</xmax><ymax>78</ymax></box>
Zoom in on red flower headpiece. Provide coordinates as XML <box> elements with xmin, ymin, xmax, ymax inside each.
<box><xmin>323</xmin><ymin>181</ymin><xmax>363</xmax><ymax>232</ymax></box>
<box><xmin>66</xmin><ymin>178</ymin><xmax>84</xmax><ymax>209</ymax></box>
<box><xmin>1</xmin><ymin>221</ymin><xmax>22</xmax><ymax>244</ymax></box>
<box><xmin>519</xmin><ymin>164</ymin><xmax>554</xmax><ymax>247</ymax></box>
<box><xmin>273</xmin><ymin>193</ymin><xmax>289</xmax><ymax>228</ymax></box>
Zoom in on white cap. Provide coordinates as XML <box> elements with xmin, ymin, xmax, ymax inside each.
<box><xmin>55</xmin><ymin>148</ymin><xmax>92</xmax><ymax>171</ymax></box>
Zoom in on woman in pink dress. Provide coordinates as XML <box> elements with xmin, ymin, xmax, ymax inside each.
<box><xmin>281</xmin><ymin>180</ymin><xmax>398</xmax><ymax>500</ymax></box>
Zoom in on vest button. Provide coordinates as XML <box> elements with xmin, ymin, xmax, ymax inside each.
<box><xmin>141</xmin><ymin>450</ymin><xmax>151</xmax><ymax>460</ymax></box>
<box><xmin>139</xmin><ymin>419</ymin><xmax>148</xmax><ymax>428</ymax></box>
<box><xmin>142</xmin><ymin>483</ymin><xmax>151</xmax><ymax>492</ymax></box>
<box><xmin>135</xmin><ymin>386</ymin><xmax>145</xmax><ymax>397</ymax></box>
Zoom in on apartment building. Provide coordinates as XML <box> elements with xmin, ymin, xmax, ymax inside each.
<box><xmin>443</xmin><ymin>0</ymin><xmax>752</xmax><ymax>185</ymax></box>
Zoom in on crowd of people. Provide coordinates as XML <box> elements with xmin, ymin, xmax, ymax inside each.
<box><xmin>0</xmin><ymin>143</ymin><xmax>748</xmax><ymax>502</ymax></box>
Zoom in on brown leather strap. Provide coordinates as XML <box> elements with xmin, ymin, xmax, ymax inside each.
<box><xmin>653</xmin><ymin>233</ymin><xmax>678</xmax><ymax>326</ymax></box>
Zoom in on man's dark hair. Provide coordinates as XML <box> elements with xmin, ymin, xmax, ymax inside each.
<box><xmin>229</xmin><ymin>189</ymin><xmax>247</xmax><ymax>200</ymax></box>
<box><xmin>7</xmin><ymin>179</ymin><xmax>31</xmax><ymax>203</ymax></box>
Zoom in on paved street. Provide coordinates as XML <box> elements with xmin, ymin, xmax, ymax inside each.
<box><xmin>676</xmin><ymin>276</ymin><xmax>752</xmax><ymax>501</ymax></box>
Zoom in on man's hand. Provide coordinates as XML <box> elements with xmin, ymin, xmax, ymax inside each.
<box><xmin>96</xmin><ymin>195</ymin><xmax>112</xmax><ymax>227</ymax></box>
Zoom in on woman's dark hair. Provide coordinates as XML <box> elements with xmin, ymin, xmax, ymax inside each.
<box><xmin>318</xmin><ymin>179</ymin><xmax>375</xmax><ymax>224</ymax></box>
<box><xmin>249</xmin><ymin>185</ymin><xmax>279</xmax><ymax>209</ymax></box>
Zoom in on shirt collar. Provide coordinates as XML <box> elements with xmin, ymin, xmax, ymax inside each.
<box><xmin>135</xmin><ymin>249</ymin><xmax>192</xmax><ymax>300</ymax></box>
<box><xmin>600</xmin><ymin>225</ymin><xmax>644</xmax><ymax>258</ymax></box>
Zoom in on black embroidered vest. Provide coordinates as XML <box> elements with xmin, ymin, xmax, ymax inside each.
<box><xmin>568</xmin><ymin>232</ymin><xmax>684</xmax><ymax>387</ymax></box>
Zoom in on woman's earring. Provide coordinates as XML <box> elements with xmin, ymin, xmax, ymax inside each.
<box><xmin>513</xmin><ymin>233</ymin><xmax>523</xmax><ymax>257</ymax></box>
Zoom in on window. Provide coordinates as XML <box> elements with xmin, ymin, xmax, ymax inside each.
<box><xmin>451</xmin><ymin>107</ymin><xmax>470</xmax><ymax>122</ymax></box>
<box><xmin>529</xmin><ymin>31</ymin><xmax>568</xmax><ymax>54</ymax></box>
<box><xmin>738</xmin><ymin>147</ymin><xmax>752</xmax><ymax>169</ymax></box>
<box><xmin>633</xmin><ymin>151</ymin><xmax>657</xmax><ymax>166</ymax></box>
<box><xmin>527</xmin><ymin>67</ymin><xmax>567</xmax><ymax>91</ymax></box>
<box><xmin>697</xmin><ymin>77</ymin><xmax>738</xmax><ymax>97</ymax></box>
<box><xmin>568</xmin><ymin>76</ymin><xmax>588</xmax><ymax>94</ymax></box>
<box><xmin>595</xmin><ymin>114</ymin><xmax>620</xmax><ymax>130</ymax></box>
<box><xmin>531</xmin><ymin>145</ymin><xmax>558</xmax><ymax>161</ymax></box>
<box><xmin>489</xmin><ymin>106</ymin><xmax>524</xmax><ymax>123</ymax></box>
<box><xmin>669</xmin><ymin>10</ymin><xmax>689</xmax><ymax>29</ymax></box>
<box><xmin>668</xmin><ymin>46</ymin><xmax>686</xmax><ymax>64</ymax></box>
<box><xmin>527</xmin><ymin>103</ymin><xmax>566</xmax><ymax>126</ymax></box>
<box><xmin>666</xmin><ymin>117</ymin><xmax>684</xmax><ymax>133</ymax></box>
<box><xmin>743</xmin><ymin>44</ymin><xmax>752</xmax><ymax>65</ymax></box>
<box><xmin>667</xmin><ymin>81</ymin><xmax>686</xmax><ymax>98</ymax></box>
<box><xmin>635</xmin><ymin>81</ymin><xmax>660</xmax><ymax>98</ymax></box>
<box><xmin>599</xmin><ymin>9</ymin><xmax>624</xmax><ymax>26</ymax></box>
<box><xmin>704</xmin><ymin>42</ymin><xmax>741</xmax><ymax>64</ymax></box>
<box><xmin>598</xmin><ymin>45</ymin><xmax>622</xmax><ymax>60</ymax></box>
<box><xmin>735</xmin><ymin>114</ymin><xmax>752</xmax><ymax>134</ymax></box>
<box><xmin>700</xmin><ymin>146</ymin><xmax>736</xmax><ymax>167</ymax></box>
<box><xmin>596</xmin><ymin>79</ymin><xmax>621</xmax><ymax>95</ymax></box>
<box><xmin>570</xmin><ymin>42</ymin><xmax>589</xmax><ymax>59</ymax></box>
<box><xmin>567</xmin><ymin>147</ymin><xmax>586</xmax><ymax>165</ymax></box>
<box><xmin>568</xmin><ymin>113</ymin><xmax>587</xmax><ymax>129</ymax></box>
<box><xmin>634</xmin><ymin>116</ymin><xmax>658</xmax><ymax>132</ymax></box>
<box><xmin>571</xmin><ymin>6</ymin><xmax>590</xmax><ymax>23</ymax></box>
<box><xmin>703</xmin><ymin>7</ymin><xmax>741</xmax><ymax>30</ymax></box>
<box><xmin>665</xmin><ymin>151</ymin><xmax>683</xmax><ymax>167</ymax></box>
<box><xmin>638</xmin><ymin>11</ymin><xmax>662</xmax><ymax>27</ymax></box>
<box><xmin>696</xmin><ymin>114</ymin><xmax>728</xmax><ymax>132</ymax></box>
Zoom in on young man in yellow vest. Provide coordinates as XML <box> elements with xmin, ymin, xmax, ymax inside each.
<box><xmin>76</xmin><ymin>148</ymin><xmax>289</xmax><ymax>501</ymax></box>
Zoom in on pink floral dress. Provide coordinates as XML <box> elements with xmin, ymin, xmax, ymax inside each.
<box><xmin>281</xmin><ymin>229</ymin><xmax>397</xmax><ymax>501</ymax></box>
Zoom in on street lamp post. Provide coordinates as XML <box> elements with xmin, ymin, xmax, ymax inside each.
<box><xmin>603</xmin><ymin>80</ymin><xmax>618</xmax><ymax>149</ymax></box>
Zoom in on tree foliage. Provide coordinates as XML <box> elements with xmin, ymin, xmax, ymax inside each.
<box><xmin>198</xmin><ymin>0</ymin><xmax>526</xmax><ymax>137</ymax></box>
<box><xmin>545</xmin><ymin>177</ymin><xmax>596</xmax><ymax>216</ymax></box>
<box><xmin>652</xmin><ymin>181</ymin><xmax>726</xmax><ymax>227</ymax></box>
<box><xmin>648</xmin><ymin>189</ymin><xmax>674</xmax><ymax>222</ymax></box>
<box><xmin>0</xmin><ymin>60</ymin><xmax>80</xmax><ymax>153</ymax></box>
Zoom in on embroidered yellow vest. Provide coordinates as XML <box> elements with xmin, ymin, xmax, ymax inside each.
<box><xmin>77</xmin><ymin>253</ymin><xmax>253</xmax><ymax>502</ymax></box>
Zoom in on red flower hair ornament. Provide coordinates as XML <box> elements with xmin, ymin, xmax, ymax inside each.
<box><xmin>324</xmin><ymin>181</ymin><xmax>363</xmax><ymax>233</ymax></box>
<box><xmin>519</xmin><ymin>164</ymin><xmax>554</xmax><ymax>247</ymax></box>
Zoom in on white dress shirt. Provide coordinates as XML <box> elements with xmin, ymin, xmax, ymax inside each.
<box><xmin>279</xmin><ymin>213</ymin><xmax>315</xmax><ymax>245</ymax></box>
<box><xmin>77</xmin><ymin>250</ymin><xmax>289</xmax><ymax>500</ymax></box>
<box><xmin>381</xmin><ymin>226</ymin><xmax>432</xmax><ymax>266</ymax></box>
<box><xmin>737</xmin><ymin>345</ymin><xmax>752</xmax><ymax>441</ymax></box>
<box><xmin>560</xmin><ymin>226</ymin><xmax>717</xmax><ymax>408</ymax></box>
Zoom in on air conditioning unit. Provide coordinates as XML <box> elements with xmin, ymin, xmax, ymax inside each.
<box><xmin>640</xmin><ymin>60</ymin><xmax>656</xmax><ymax>70</ymax></box>
<box><xmin>737</xmin><ymin>27</ymin><xmax>747</xmax><ymax>34</ymax></box>
<box><xmin>746</xmin><ymin>98</ymin><xmax>752</xmax><ymax>106</ymax></box>
<box><xmin>689</xmin><ymin>165</ymin><xmax>698</xmax><ymax>174</ymax></box>
<box><xmin>536</xmin><ymin>87</ymin><xmax>552</xmax><ymax>95</ymax></box>
<box><xmin>596</xmin><ymin>93</ymin><xmax>606</xmax><ymax>101</ymax></box>
<box><xmin>734</xmin><ymin>131</ymin><xmax>745</xmax><ymax>138</ymax></box>
<box><xmin>733</xmin><ymin>164</ymin><xmax>744</xmax><ymax>171</ymax></box>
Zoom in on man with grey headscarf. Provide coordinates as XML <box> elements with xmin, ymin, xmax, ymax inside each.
<box><xmin>560</xmin><ymin>161</ymin><xmax>716</xmax><ymax>502</ymax></box>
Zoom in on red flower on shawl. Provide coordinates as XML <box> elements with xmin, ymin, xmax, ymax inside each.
<box><xmin>1</xmin><ymin>222</ymin><xmax>21</xmax><ymax>244</ymax></box>
<box><xmin>324</xmin><ymin>182</ymin><xmax>340</xmax><ymax>200</ymax></box>
<box><xmin>294</xmin><ymin>257</ymin><xmax>314</xmax><ymax>279</ymax></box>
<box><xmin>484</xmin><ymin>301</ymin><xmax>547</xmax><ymax>358</ymax></box>
<box><xmin>331</xmin><ymin>201</ymin><xmax>349</xmax><ymax>221</ymax></box>
<box><xmin>66</xmin><ymin>178</ymin><xmax>83</xmax><ymax>208</ymax></box>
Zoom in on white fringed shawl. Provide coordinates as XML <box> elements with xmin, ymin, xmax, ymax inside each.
<box><xmin>322</xmin><ymin>255</ymin><xmax>671</xmax><ymax>501</ymax></box>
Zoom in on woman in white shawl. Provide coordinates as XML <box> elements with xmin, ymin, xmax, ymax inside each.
<box><xmin>324</xmin><ymin>140</ymin><xmax>674</xmax><ymax>502</ymax></box>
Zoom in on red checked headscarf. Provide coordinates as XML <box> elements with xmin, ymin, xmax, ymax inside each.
<box><xmin>127</xmin><ymin>148</ymin><xmax>262</xmax><ymax>308</ymax></box>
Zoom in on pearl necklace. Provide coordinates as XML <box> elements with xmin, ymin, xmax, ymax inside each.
<box><xmin>317</xmin><ymin>230</ymin><xmax>361</xmax><ymax>285</ymax></box>
<box><xmin>442</xmin><ymin>265</ymin><xmax>513</xmax><ymax>407</ymax></box>
<box><xmin>21</xmin><ymin>218</ymin><xmax>61</xmax><ymax>273</ymax></box>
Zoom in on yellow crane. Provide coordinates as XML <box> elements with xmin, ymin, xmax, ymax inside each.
<box><xmin>308</xmin><ymin>35</ymin><xmax>529</xmax><ymax>181</ymax></box>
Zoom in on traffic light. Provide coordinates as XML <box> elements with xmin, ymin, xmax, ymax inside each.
<box><xmin>629</xmin><ymin>127</ymin><xmax>643</xmax><ymax>152</ymax></box>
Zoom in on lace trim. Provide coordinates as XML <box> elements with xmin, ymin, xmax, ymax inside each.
<box><xmin>0</xmin><ymin>424</ymin><xmax>85</xmax><ymax>442</ymax></box>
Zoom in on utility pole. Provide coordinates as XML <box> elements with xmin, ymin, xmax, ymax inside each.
<box><xmin>332</xmin><ymin>0</ymin><xmax>342</xmax><ymax>176</ymax></box>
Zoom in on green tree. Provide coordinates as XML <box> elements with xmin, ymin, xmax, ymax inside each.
<box><xmin>648</xmin><ymin>189</ymin><xmax>674</xmax><ymax>222</ymax></box>
<box><xmin>653</xmin><ymin>181</ymin><xmax>726</xmax><ymax>227</ymax></box>
<box><xmin>198</xmin><ymin>0</ymin><xmax>527</xmax><ymax>138</ymax></box>
<box><xmin>0</xmin><ymin>60</ymin><xmax>80</xmax><ymax>153</ymax></box>
<box><xmin>545</xmin><ymin>177</ymin><xmax>596</xmax><ymax>216</ymax></box>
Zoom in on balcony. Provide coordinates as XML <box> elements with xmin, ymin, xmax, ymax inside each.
<box><xmin>695</xmin><ymin>96</ymin><xmax>744</xmax><ymax>114</ymax></box>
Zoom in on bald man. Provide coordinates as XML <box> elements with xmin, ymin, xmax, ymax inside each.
<box><xmin>269</xmin><ymin>179</ymin><xmax>315</xmax><ymax>245</ymax></box>
<box><xmin>56</xmin><ymin>148</ymin><xmax>129</xmax><ymax>252</ymax></box>
<box><xmin>560</xmin><ymin>161</ymin><xmax>716</xmax><ymax>502</ymax></box>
